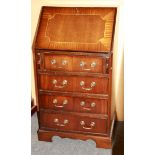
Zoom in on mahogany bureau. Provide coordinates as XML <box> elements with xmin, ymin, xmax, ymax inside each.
<box><xmin>33</xmin><ymin>7</ymin><xmax>116</xmax><ymax>148</ymax></box>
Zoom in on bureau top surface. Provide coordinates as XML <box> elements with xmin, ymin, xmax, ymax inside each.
<box><xmin>35</xmin><ymin>7</ymin><xmax>116</xmax><ymax>52</ymax></box>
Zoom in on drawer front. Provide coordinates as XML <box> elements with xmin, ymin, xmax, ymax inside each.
<box><xmin>74</xmin><ymin>77</ymin><xmax>108</xmax><ymax>94</ymax></box>
<box><xmin>77</xmin><ymin>116</ymin><xmax>107</xmax><ymax>134</ymax></box>
<box><xmin>40</xmin><ymin>53</ymin><xmax>106</xmax><ymax>74</ymax></box>
<box><xmin>73</xmin><ymin>56</ymin><xmax>105</xmax><ymax>73</ymax></box>
<box><xmin>40</xmin><ymin>112</ymin><xmax>107</xmax><ymax>134</ymax></box>
<box><xmin>39</xmin><ymin>75</ymin><xmax>73</xmax><ymax>92</ymax></box>
<box><xmin>44</xmin><ymin>54</ymin><xmax>72</xmax><ymax>71</ymax></box>
<box><xmin>40</xmin><ymin>112</ymin><xmax>77</xmax><ymax>131</ymax></box>
<box><xmin>39</xmin><ymin>95</ymin><xmax>74</xmax><ymax>111</ymax></box>
<box><xmin>39</xmin><ymin>94</ymin><xmax>108</xmax><ymax>114</ymax></box>
<box><xmin>74</xmin><ymin>98</ymin><xmax>108</xmax><ymax>114</ymax></box>
<box><xmin>39</xmin><ymin>75</ymin><xmax>109</xmax><ymax>94</ymax></box>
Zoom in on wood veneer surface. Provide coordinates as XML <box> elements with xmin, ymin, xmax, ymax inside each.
<box><xmin>35</xmin><ymin>7</ymin><xmax>116</xmax><ymax>52</ymax></box>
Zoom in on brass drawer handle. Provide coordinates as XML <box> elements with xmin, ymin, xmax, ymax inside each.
<box><xmin>62</xmin><ymin>60</ymin><xmax>67</xmax><ymax>65</ymax></box>
<box><xmin>53</xmin><ymin>118</ymin><xmax>69</xmax><ymax>126</ymax></box>
<box><xmin>91</xmin><ymin>62</ymin><xmax>96</xmax><ymax>68</ymax></box>
<box><xmin>80</xmin><ymin>101</ymin><xmax>85</xmax><ymax>106</ymax></box>
<box><xmin>80</xmin><ymin>121</ymin><xmax>95</xmax><ymax>130</ymax></box>
<box><xmin>80</xmin><ymin>101</ymin><xmax>96</xmax><ymax>110</ymax></box>
<box><xmin>51</xmin><ymin>59</ymin><xmax>56</xmax><ymax>64</ymax></box>
<box><xmin>52</xmin><ymin>99</ymin><xmax>68</xmax><ymax>108</ymax></box>
<box><xmin>51</xmin><ymin>59</ymin><xmax>68</xmax><ymax>68</ymax></box>
<box><xmin>80</xmin><ymin>81</ymin><xmax>96</xmax><ymax>91</ymax></box>
<box><xmin>80</xmin><ymin>61</ymin><xmax>96</xmax><ymax>71</ymax></box>
<box><xmin>52</xmin><ymin>79</ymin><xmax>68</xmax><ymax>88</ymax></box>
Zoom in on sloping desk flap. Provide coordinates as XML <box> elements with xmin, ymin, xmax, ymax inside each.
<box><xmin>35</xmin><ymin>7</ymin><xmax>116</xmax><ymax>52</ymax></box>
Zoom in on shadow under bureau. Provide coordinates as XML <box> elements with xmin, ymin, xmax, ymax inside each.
<box><xmin>33</xmin><ymin>7</ymin><xmax>116</xmax><ymax>148</ymax></box>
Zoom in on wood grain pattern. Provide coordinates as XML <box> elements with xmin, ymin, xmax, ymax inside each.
<box><xmin>39</xmin><ymin>111</ymin><xmax>108</xmax><ymax>134</ymax></box>
<box><xmin>74</xmin><ymin>98</ymin><xmax>108</xmax><ymax>114</ymax></box>
<box><xmin>72</xmin><ymin>56</ymin><xmax>105</xmax><ymax>73</ymax></box>
<box><xmin>44</xmin><ymin>54</ymin><xmax>72</xmax><ymax>71</ymax></box>
<box><xmin>42</xmin><ymin>53</ymin><xmax>106</xmax><ymax>74</ymax></box>
<box><xmin>39</xmin><ymin>95</ymin><xmax>74</xmax><ymax>112</ymax></box>
<box><xmin>74</xmin><ymin>76</ymin><xmax>109</xmax><ymax>94</ymax></box>
<box><xmin>39</xmin><ymin>94</ymin><xmax>108</xmax><ymax>114</ymax></box>
<box><xmin>33</xmin><ymin>6</ymin><xmax>116</xmax><ymax>149</ymax></box>
<box><xmin>38</xmin><ymin>74</ymin><xmax>109</xmax><ymax>94</ymax></box>
<box><xmin>37</xmin><ymin>111</ymin><xmax>115</xmax><ymax>148</ymax></box>
<box><xmin>46</xmin><ymin>14</ymin><xmax>105</xmax><ymax>43</ymax></box>
<box><xmin>35</xmin><ymin>7</ymin><xmax>116</xmax><ymax>52</ymax></box>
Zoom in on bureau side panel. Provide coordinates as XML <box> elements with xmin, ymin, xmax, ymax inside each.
<box><xmin>109</xmin><ymin>55</ymin><xmax>115</xmax><ymax>122</ymax></box>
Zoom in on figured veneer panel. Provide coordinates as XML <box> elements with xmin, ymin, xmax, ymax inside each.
<box><xmin>38</xmin><ymin>74</ymin><xmax>109</xmax><ymax>94</ymax></box>
<box><xmin>46</xmin><ymin>14</ymin><xmax>105</xmax><ymax>43</ymax></box>
<box><xmin>72</xmin><ymin>56</ymin><xmax>105</xmax><ymax>73</ymax></box>
<box><xmin>40</xmin><ymin>111</ymin><xmax>108</xmax><ymax>134</ymax></box>
<box><xmin>74</xmin><ymin>76</ymin><xmax>109</xmax><ymax>94</ymax></box>
<box><xmin>40</xmin><ymin>112</ymin><xmax>77</xmax><ymax>131</ymax></box>
<box><xmin>77</xmin><ymin>116</ymin><xmax>107</xmax><ymax>134</ymax></box>
<box><xmin>39</xmin><ymin>75</ymin><xmax>73</xmax><ymax>92</ymax></box>
<box><xmin>74</xmin><ymin>97</ymin><xmax>108</xmax><ymax>114</ymax></box>
<box><xmin>41</xmin><ymin>52</ymin><xmax>106</xmax><ymax>74</ymax></box>
<box><xmin>39</xmin><ymin>94</ymin><xmax>108</xmax><ymax>114</ymax></box>
<box><xmin>35</xmin><ymin>7</ymin><xmax>116</xmax><ymax>52</ymax></box>
<box><xmin>44</xmin><ymin>54</ymin><xmax>73</xmax><ymax>71</ymax></box>
<box><xmin>39</xmin><ymin>95</ymin><xmax>74</xmax><ymax>111</ymax></box>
